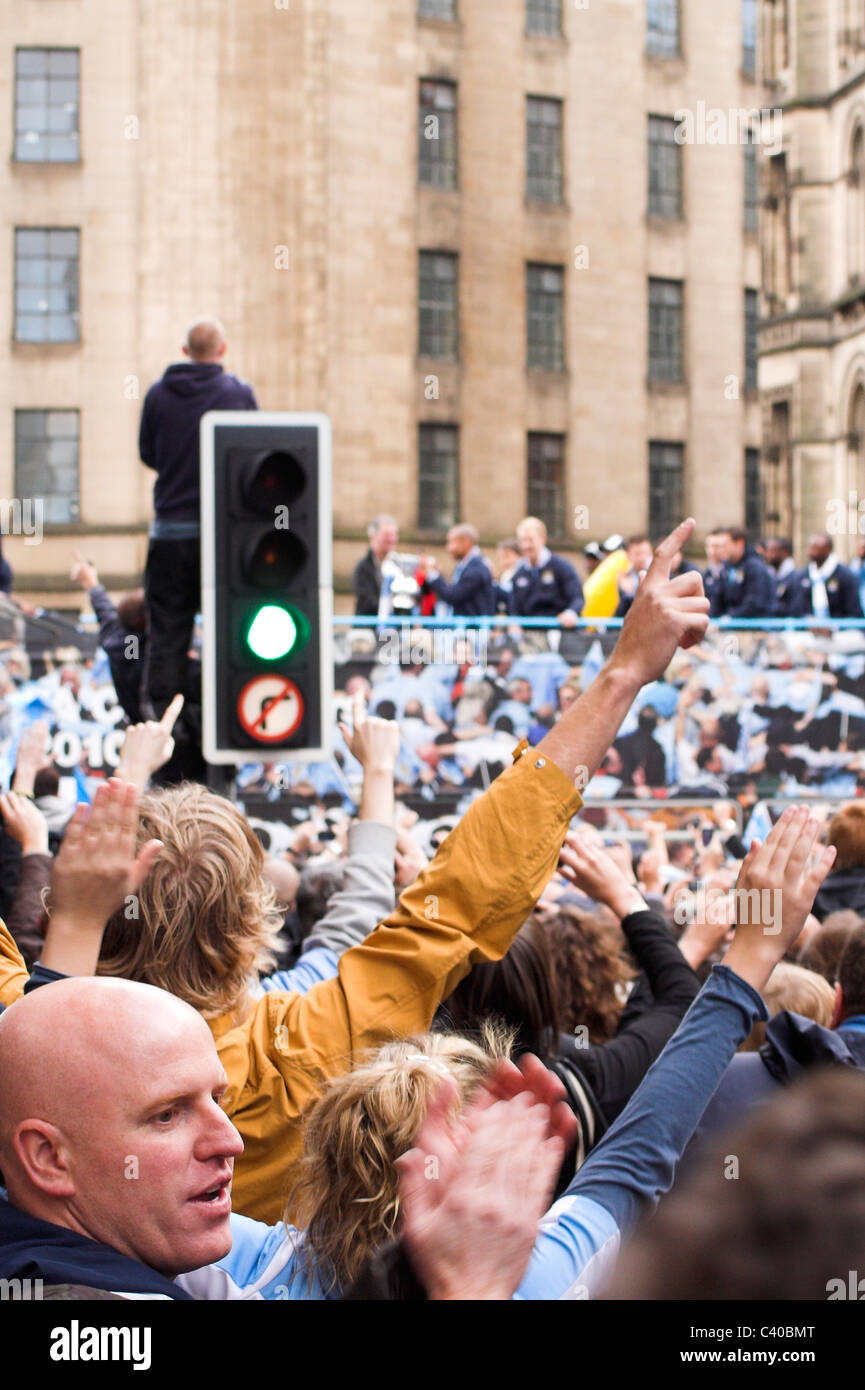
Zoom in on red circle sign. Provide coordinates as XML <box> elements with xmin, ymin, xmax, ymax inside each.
<box><xmin>237</xmin><ymin>675</ymin><xmax>304</xmax><ymax>743</ymax></box>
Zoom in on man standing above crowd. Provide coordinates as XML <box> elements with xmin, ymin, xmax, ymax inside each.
<box><xmin>353</xmin><ymin>515</ymin><xmax>399</xmax><ymax>616</ymax></box>
<box><xmin>139</xmin><ymin>317</ymin><xmax>258</xmax><ymax>744</ymax></box>
<box><xmin>615</xmin><ymin>536</ymin><xmax>653</xmax><ymax>617</ymax></box>
<box><xmin>779</xmin><ymin>532</ymin><xmax>863</xmax><ymax>619</ymax></box>
<box><xmin>509</xmin><ymin>517</ymin><xmax>583</xmax><ymax>626</ymax></box>
<box><xmin>419</xmin><ymin>524</ymin><xmax>495</xmax><ymax>617</ymax></box>
<box><xmin>702</xmin><ymin>527</ymin><xmax>729</xmax><ymax>617</ymax></box>
<box><xmin>715</xmin><ymin>525</ymin><xmax>775</xmax><ymax>618</ymax></box>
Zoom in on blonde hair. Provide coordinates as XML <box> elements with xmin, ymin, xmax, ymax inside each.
<box><xmin>740</xmin><ymin>962</ymin><xmax>836</xmax><ymax>1052</ymax></box>
<box><xmin>95</xmin><ymin>783</ymin><xmax>283</xmax><ymax>1020</ymax></box>
<box><xmin>288</xmin><ymin>1026</ymin><xmax>512</xmax><ymax>1293</ymax></box>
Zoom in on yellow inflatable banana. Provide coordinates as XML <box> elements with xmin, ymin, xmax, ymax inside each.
<box><xmin>581</xmin><ymin>549</ymin><xmax>630</xmax><ymax>618</ymax></box>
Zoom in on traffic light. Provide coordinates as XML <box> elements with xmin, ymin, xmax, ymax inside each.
<box><xmin>200</xmin><ymin>411</ymin><xmax>333</xmax><ymax>764</ymax></box>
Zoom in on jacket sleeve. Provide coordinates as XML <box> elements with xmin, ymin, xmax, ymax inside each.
<box><xmin>428</xmin><ymin>561</ymin><xmax>489</xmax><ymax>614</ymax></box>
<box><xmin>0</xmin><ymin>918</ymin><xmax>29</xmax><ymax>1008</ymax></box>
<box><xmin>726</xmin><ymin>559</ymin><xmax>774</xmax><ymax>618</ymax></box>
<box><xmin>300</xmin><ymin>820</ymin><xmax>396</xmax><ymax>958</ymax></box>
<box><xmin>87</xmin><ymin>584</ymin><xmax>127</xmax><ymax>658</ymax></box>
<box><xmin>515</xmin><ymin>964</ymin><xmax>767</xmax><ymax>1299</ymax></box>
<box><xmin>139</xmin><ymin>392</ymin><xmax>155</xmax><ymax>469</ymax></box>
<box><xmin>5</xmin><ymin>851</ymin><xmax>51</xmax><ymax>971</ymax></box>
<box><xmin>224</xmin><ymin>746</ymin><xmax>582</xmax><ymax>1120</ymax></box>
<box><xmin>557</xmin><ymin>559</ymin><xmax>583</xmax><ymax>614</ymax></box>
<box><xmin>560</xmin><ymin>909</ymin><xmax>701</xmax><ymax>1124</ymax></box>
<box><xmin>840</xmin><ymin>567</ymin><xmax>863</xmax><ymax>618</ymax></box>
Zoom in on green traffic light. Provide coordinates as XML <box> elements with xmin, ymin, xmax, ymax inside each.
<box><xmin>246</xmin><ymin>604</ymin><xmax>298</xmax><ymax>661</ymax></box>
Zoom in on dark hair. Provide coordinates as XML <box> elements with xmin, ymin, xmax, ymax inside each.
<box><xmin>724</xmin><ymin>525</ymin><xmax>746</xmax><ymax>544</ymax></box>
<box><xmin>33</xmin><ymin>765</ymin><xmax>60</xmax><ymax>799</ymax></box>
<box><xmin>839</xmin><ymin>923</ymin><xmax>865</xmax><ymax>1017</ymax></box>
<box><xmin>606</xmin><ymin>1069</ymin><xmax>865</xmax><ymax>1300</ymax></box>
<box><xmin>546</xmin><ymin>905</ymin><xmax>634</xmax><ymax>1041</ymax></box>
<box><xmin>296</xmin><ymin>861</ymin><xmax>346</xmax><ymax>938</ymax></box>
<box><xmin>798</xmin><ymin>911</ymin><xmax>862</xmax><ymax>984</ymax></box>
<box><xmin>117</xmin><ymin>592</ymin><xmax>147</xmax><ymax>633</ymax></box>
<box><xmin>374</xmin><ymin>700</ymin><xmax>397</xmax><ymax>722</ymax></box>
<box><xmin>493</xmin><ymin>714</ymin><xmax>515</xmax><ymax>735</ymax></box>
<box><xmin>442</xmin><ymin>916</ymin><xmax>561</xmax><ymax>1057</ymax></box>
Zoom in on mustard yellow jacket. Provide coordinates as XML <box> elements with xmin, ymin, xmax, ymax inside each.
<box><xmin>0</xmin><ymin>742</ymin><xmax>581</xmax><ymax>1224</ymax></box>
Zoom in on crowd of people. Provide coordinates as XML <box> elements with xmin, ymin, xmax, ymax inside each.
<box><xmin>355</xmin><ymin>516</ymin><xmax>865</xmax><ymax>623</ymax></box>
<box><xmin>2</xmin><ymin>321</ymin><xmax>865</xmax><ymax>1310</ymax></box>
<box><xmin>2</xmin><ymin>518</ymin><xmax>865</xmax><ymax>1309</ymax></box>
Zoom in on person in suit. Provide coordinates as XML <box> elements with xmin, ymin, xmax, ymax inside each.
<box><xmin>353</xmin><ymin>515</ymin><xmax>399</xmax><ymax>616</ymax></box>
<box><xmin>419</xmin><ymin>523</ymin><xmax>495</xmax><ymax>617</ymax></box>
<box><xmin>779</xmin><ymin>533</ymin><xmax>863</xmax><ymax>619</ymax></box>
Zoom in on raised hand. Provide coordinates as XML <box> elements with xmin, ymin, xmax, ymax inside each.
<box><xmin>559</xmin><ymin>831</ymin><xmax>646</xmax><ymax>919</ymax></box>
<box><xmin>114</xmin><ymin>693</ymin><xmax>184</xmax><ymax>791</ymax></box>
<box><xmin>338</xmin><ymin>692</ymin><xmax>400</xmax><ymax>772</ymax></box>
<box><xmin>722</xmin><ymin>805</ymin><xmax>837</xmax><ymax>992</ymax></box>
<box><xmin>40</xmin><ymin>779</ymin><xmax>163</xmax><ymax>975</ymax></box>
<box><xmin>0</xmin><ymin>791</ymin><xmax>49</xmax><ymax>856</ymax></box>
<box><xmin>12</xmin><ymin>721</ymin><xmax>50</xmax><ymax>795</ymax></box>
<box><xmin>70</xmin><ymin>550</ymin><xmax>99</xmax><ymax>591</ymax></box>
<box><xmin>395</xmin><ymin>1063</ymin><xmax>568</xmax><ymax>1300</ymax></box>
<box><xmin>612</xmin><ymin>520</ymin><xmax>711</xmax><ymax>687</ymax></box>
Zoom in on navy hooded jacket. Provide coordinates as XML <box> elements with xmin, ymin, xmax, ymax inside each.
<box><xmin>776</xmin><ymin>563</ymin><xmax>863</xmax><ymax>619</ymax></box>
<box><xmin>139</xmin><ymin>362</ymin><xmax>258</xmax><ymax>523</ymax></box>
<box><xmin>0</xmin><ymin>1195</ymin><xmax>191</xmax><ymax>1299</ymax></box>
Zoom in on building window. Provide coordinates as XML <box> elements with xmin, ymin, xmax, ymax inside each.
<box><xmin>647</xmin><ymin>0</ymin><xmax>680</xmax><ymax>57</ymax></box>
<box><xmin>848</xmin><ymin>382</ymin><xmax>865</xmax><ymax>495</ymax></box>
<box><xmin>418</xmin><ymin>425</ymin><xmax>459</xmax><ymax>530</ymax></box>
<box><xmin>526</xmin><ymin>97</ymin><xmax>563</xmax><ymax>203</ymax></box>
<box><xmin>745</xmin><ymin>288</ymin><xmax>759</xmax><ymax>390</ymax></box>
<box><xmin>419</xmin><ymin>80</ymin><xmax>457</xmax><ymax>189</ymax></box>
<box><xmin>527</xmin><ymin>433</ymin><xmax>565</xmax><ymax>538</ymax></box>
<box><xmin>764</xmin><ymin>152</ymin><xmax>792</xmax><ymax>312</ymax></box>
<box><xmin>744</xmin><ymin>448</ymin><xmax>761</xmax><ymax>535</ymax></box>
<box><xmin>648</xmin><ymin>277</ymin><xmax>683</xmax><ymax>383</ymax></box>
<box><xmin>418</xmin><ymin>0</ymin><xmax>457</xmax><ymax>18</ymax></box>
<box><xmin>527</xmin><ymin>263</ymin><xmax>564</xmax><ymax>371</ymax></box>
<box><xmin>848</xmin><ymin>125</ymin><xmax>865</xmax><ymax>286</ymax></box>
<box><xmin>649</xmin><ymin>442</ymin><xmax>684</xmax><ymax>540</ymax></box>
<box><xmin>14</xmin><ymin>48</ymin><xmax>79</xmax><ymax>163</ymax></box>
<box><xmin>14</xmin><ymin>410</ymin><xmax>80</xmax><ymax>524</ymax></box>
<box><xmin>14</xmin><ymin>228</ymin><xmax>80</xmax><ymax>343</ymax></box>
<box><xmin>765</xmin><ymin>400</ymin><xmax>792</xmax><ymax>534</ymax></box>
<box><xmin>418</xmin><ymin>251</ymin><xmax>458</xmax><ymax>359</ymax></box>
<box><xmin>742</xmin><ymin>0</ymin><xmax>757</xmax><ymax>76</ymax></box>
<box><xmin>526</xmin><ymin>0</ymin><xmax>561</xmax><ymax>37</ymax></box>
<box><xmin>744</xmin><ymin>141</ymin><xmax>759</xmax><ymax>233</ymax></box>
<box><xmin>648</xmin><ymin>115</ymin><xmax>682</xmax><ymax>218</ymax></box>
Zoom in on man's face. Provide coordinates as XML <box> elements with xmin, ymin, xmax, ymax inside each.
<box><xmin>763</xmin><ymin>540</ymin><xmax>782</xmax><ymax>570</ymax></box>
<box><xmin>724</xmin><ymin>534</ymin><xmax>745</xmax><ymax>562</ymax></box>
<box><xmin>447</xmin><ymin>530</ymin><xmax>472</xmax><ymax>561</ymax></box>
<box><xmin>807</xmin><ymin>535</ymin><xmax>831</xmax><ymax>565</ymax></box>
<box><xmin>510</xmin><ymin>678</ymin><xmax>532</xmax><ymax>705</ymax></box>
<box><xmin>63</xmin><ymin>1017</ymin><xmax>243</xmax><ymax>1278</ymax></box>
<box><xmin>627</xmin><ymin>541</ymin><xmax>653</xmax><ymax>574</ymax></box>
<box><xmin>375</xmin><ymin>524</ymin><xmax>398</xmax><ymax>556</ymax></box>
<box><xmin>518</xmin><ymin>527</ymin><xmax>543</xmax><ymax>567</ymax></box>
<box><xmin>706</xmin><ymin>535</ymin><xmax>729</xmax><ymax>566</ymax></box>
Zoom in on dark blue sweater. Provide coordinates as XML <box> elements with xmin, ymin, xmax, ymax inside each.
<box><xmin>139</xmin><ymin>362</ymin><xmax>258</xmax><ymax>522</ymax></box>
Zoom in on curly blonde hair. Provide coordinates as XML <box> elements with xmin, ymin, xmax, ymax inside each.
<box><xmin>288</xmin><ymin>1026</ymin><xmax>512</xmax><ymax>1293</ymax></box>
<box><xmin>96</xmin><ymin>783</ymin><xmax>284</xmax><ymax>1020</ymax></box>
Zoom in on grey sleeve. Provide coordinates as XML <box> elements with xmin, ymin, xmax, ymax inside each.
<box><xmin>301</xmin><ymin>819</ymin><xmax>397</xmax><ymax>958</ymax></box>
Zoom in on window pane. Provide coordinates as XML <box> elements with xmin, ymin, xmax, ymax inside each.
<box><xmin>743</xmin><ymin>0</ymin><xmax>757</xmax><ymax>76</ymax></box>
<box><xmin>15</xmin><ymin>410</ymin><xmax>80</xmax><ymax>525</ymax></box>
<box><xmin>418</xmin><ymin>251</ymin><xmax>458</xmax><ymax>358</ymax></box>
<box><xmin>527</xmin><ymin>262</ymin><xmax>564</xmax><ymax>370</ymax></box>
<box><xmin>527</xmin><ymin>432</ymin><xmax>565</xmax><ymax>537</ymax></box>
<box><xmin>418</xmin><ymin>424</ymin><xmax>459</xmax><ymax>529</ymax></box>
<box><xmin>526</xmin><ymin>0</ymin><xmax>561</xmax><ymax>37</ymax></box>
<box><xmin>418</xmin><ymin>0</ymin><xmax>456</xmax><ymax>17</ymax></box>
<box><xmin>648</xmin><ymin>278</ymin><xmax>683</xmax><ymax>382</ymax></box>
<box><xmin>526</xmin><ymin>97</ymin><xmax>563</xmax><ymax>203</ymax></box>
<box><xmin>14</xmin><ymin>50</ymin><xmax>80</xmax><ymax>164</ymax></box>
<box><xmin>744</xmin><ymin>142</ymin><xmax>759</xmax><ymax>232</ymax></box>
<box><xmin>14</xmin><ymin>227</ymin><xmax>80</xmax><ymax>343</ymax></box>
<box><xmin>745</xmin><ymin>448</ymin><xmax>761</xmax><ymax>534</ymax></box>
<box><xmin>745</xmin><ymin>288</ymin><xmax>759</xmax><ymax>389</ymax></box>
<box><xmin>648</xmin><ymin>115</ymin><xmax>682</xmax><ymax>218</ymax></box>
<box><xmin>647</xmin><ymin>0</ymin><xmax>680</xmax><ymax>57</ymax></box>
<box><xmin>649</xmin><ymin>442</ymin><xmax>684</xmax><ymax>540</ymax></box>
<box><xmin>419</xmin><ymin>80</ymin><xmax>457</xmax><ymax>189</ymax></box>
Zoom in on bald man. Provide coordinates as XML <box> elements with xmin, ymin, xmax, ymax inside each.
<box><xmin>139</xmin><ymin>318</ymin><xmax>258</xmax><ymax>768</ymax></box>
<box><xmin>0</xmin><ymin>977</ymin><xmax>242</xmax><ymax>1298</ymax></box>
<box><xmin>420</xmin><ymin>523</ymin><xmax>495</xmax><ymax>616</ymax></box>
